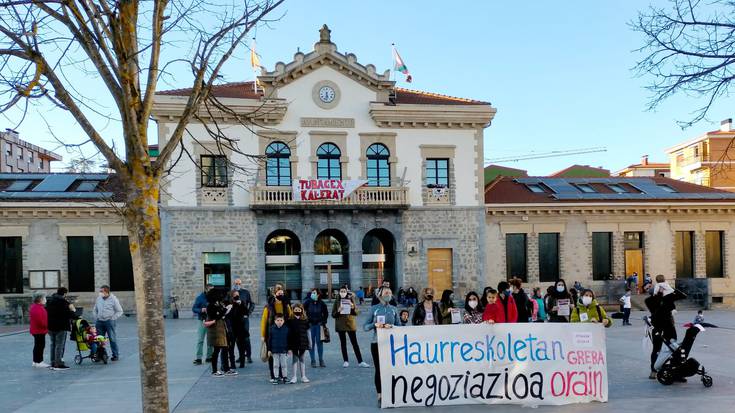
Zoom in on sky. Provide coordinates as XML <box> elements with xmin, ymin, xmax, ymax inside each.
<box><xmin>4</xmin><ymin>0</ymin><xmax>735</xmax><ymax>175</ymax></box>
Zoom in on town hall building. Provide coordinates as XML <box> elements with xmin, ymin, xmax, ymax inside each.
<box><xmin>153</xmin><ymin>26</ymin><xmax>497</xmax><ymax>304</ymax></box>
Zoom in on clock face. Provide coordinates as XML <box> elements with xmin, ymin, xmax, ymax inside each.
<box><xmin>319</xmin><ymin>86</ymin><xmax>336</xmax><ymax>103</ymax></box>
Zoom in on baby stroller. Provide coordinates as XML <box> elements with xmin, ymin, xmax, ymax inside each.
<box><xmin>71</xmin><ymin>318</ymin><xmax>109</xmax><ymax>365</ymax></box>
<box><xmin>643</xmin><ymin>316</ymin><xmax>712</xmax><ymax>387</ymax></box>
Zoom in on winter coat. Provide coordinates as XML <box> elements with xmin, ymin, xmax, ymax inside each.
<box><xmin>439</xmin><ymin>302</ymin><xmax>455</xmax><ymax>325</ymax></box>
<box><xmin>29</xmin><ymin>303</ymin><xmax>48</xmax><ymax>335</ymax></box>
<box><xmin>192</xmin><ymin>292</ymin><xmax>208</xmax><ymax>320</ymax></box>
<box><xmin>206</xmin><ymin>302</ymin><xmax>228</xmax><ymax>347</ymax></box>
<box><xmin>332</xmin><ymin>296</ymin><xmax>358</xmax><ymax>332</ymax></box>
<box><xmin>287</xmin><ymin>317</ymin><xmax>311</xmax><ymax>352</ymax></box>
<box><xmin>231</xmin><ymin>287</ymin><xmax>255</xmax><ymax>316</ymax></box>
<box><xmin>303</xmin><ymin>297</ymin><xmax>328</xmax><ymax>326</ymax></box>
<box><xmin>260</xmin><ymin>298</ymin><xmax>292</xmax><ymax>340</ymax></box>
<box><xmin>226</xmin><ymin>300</ymin><xmax>248</xmax><ymax>334</ymax></box>
<box><xmin>46</xmin><ymin>293</ymin><xmax>74</xmax><ymax>332</ymax></box>
<box><xmin>363</xmin><ymin>304</ymin><xmax>399</xmax><ymax>343</ymax></box>
<box><xmin>570</xmin><ymin>299</ymin><xmax>612</xmax><ymax>327</ymax></box>
<box><xmin>534</xmin><ymin>297</ymin><xmax>546</xmax><ymax>321</ymax></box>
<box><xmin>463</xmin><ymin>309</ymin><xmax>483</xmax><ymax>324</ymax></box>
<box><xmin>411</xmin><ymin>301</ymin><xmax>441</xmax><ymax>326</ymax></box>
<box><xmin>547</xmin><ymin>293</ymin><xmax>573</xmax><ymax>322</ymax></box>
<box><xmin>268</xmin><ymin>324</ymin><xmax>289</xmax><ymax>354</ymax></box>
<box><xmin>482</xmin><ymin>297</ymin><xmax>518</xmax><ymax>323</ymax></box>
<box><xmin>512</xmin><ymin>289</ymin><xmax>532</xmax><ymax>322</ymax></box>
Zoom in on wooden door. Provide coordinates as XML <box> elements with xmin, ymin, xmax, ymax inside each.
<box><xmin>427</xmin><ymin>248</ymin><xmax>453</xmax><ymax>293</ymax></box>
<box><xmin>625</xmin><ymin>249</ymin><xmax>644</xmax><ymax>290</ymax></box>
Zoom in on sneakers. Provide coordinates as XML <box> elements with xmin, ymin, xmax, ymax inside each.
<box><xmin>301</xmin><ymin>376</ymin><xmax>310</xmax><ymax>383</ymax></box>
<box><xmin>359</xmin><ymin>362</ymin><xmax>370</xmax><ymax>368</ymax></box>
<box><xmin>270</xmin><ymin>378</ymin><xmax>279</xmax><ymax>385</ymax></box>
<box><xmin>211</xmin><ymin>371</ymin><xmax>224</xmax><ymax>377</ymax></box>
<box><xmin>289</xmin><ymin>376</ymin><xmax>298</xmax><ymax>384</ymax></box>
<box><xmin>36</xmin><ymin>362</ymin><xmax>50</xmax><ymax>368</ymax></box>
<box><xmin>311</xmin><ymin>360</ymin><xmax>317</xmax><ymax>368</ymax></box>
<box><xmin>52</xmin><ymin>364</ymin><xmax>70</xmax><ymax>370</ymax></box>
<box><xmin>280</xmin><ymin>377</ymin><xmax>288</xmax><ymax>384</ymax></box>
<box><xmin>649</xmin><ymin>371</ymin><xmax>657</xmax><ymax>380</ymax></box>
<box><xmin>247</xmin><ymin>357</ymin><xmax>253</xmax><ymax>364</ymax></box>
<box><xmin>111</xmin><ymin>356</ymin><xmax>119</xmax><ymax>361</ymax></box>
<box><xmin>342</xmin><ymin>361</ymin><xmax>349</xmax><ymax>368</ymax></box>
<box><xmin>319</xmin><ymin>360</ymin><xmax>326</xmax><ymax>368</ymax></box>
<box><xmin>224</xmin><ymin>370</ymin><xmax>238</xmax><ymax>376</ymax></box>
<box><xmin>193</xmin><ymin>359</ymin><xmax>202</xmax><ymax>365</ymax></box>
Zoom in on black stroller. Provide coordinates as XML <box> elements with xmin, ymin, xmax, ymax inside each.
<box><xmin>644</xmin><ymin>316</ymin><xmax>713</xmax><ymax>387</ymax></box>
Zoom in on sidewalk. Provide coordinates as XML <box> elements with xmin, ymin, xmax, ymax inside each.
<box><xmin>0</xmin><ymin>310</ymin><xmax>733</xmax><ymax>412</ymax></box>
<box><xmin>0</xmin><ymin>323</ymin><xmax>27</xmax><ymax>336</ymax></box>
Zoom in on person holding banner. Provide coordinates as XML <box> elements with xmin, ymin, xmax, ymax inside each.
<box><xmin>411</xmin><ymin>288</ymin><xmax>441</xmax><ymax>326</ymax></box>
<box><xmin>363</xmin><ymin>287</ymin><xmax>399</xmax><ymax>405</ymax></box>
<box><xmin>547</xmin><ymin>279</ymin><xmax>574</xmax><ymax>323</ymax></box>
<box><xmin>332</xmin><ymin>287</ymin><xmax>369</xmax><ymax>368</ymax></box>
<box><xmin>479</xmin><ymin>286</ymin><xmax>494</xmax><ymax>312</ymax></box>
<box><xmin>462</xmin><ymin>291</ymin><xmax>483</xmax><ymax>324</ymax></box>
<box><xmin>482</xmin><ymin>287</ymin><xmax>517</xmax><ymax>323</ymax></box>
<box><xmin>570</xmin><ymin>289</ymin><xmax>612</xmax><ymax>327</ymax></box>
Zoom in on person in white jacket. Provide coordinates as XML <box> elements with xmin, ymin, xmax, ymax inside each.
<box><xmin>93</xmin><ymin>285</ymin><xmax>124</xmax><ymax>361</ymax></box>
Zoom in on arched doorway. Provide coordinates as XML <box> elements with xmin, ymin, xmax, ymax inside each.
<box><xmin>362</xmin><ymin>229</ymin><xmax>396</xmax><ymax>292</ymax></box>
<box><xmin>265</xmin><ymin>230</ymin><xmax>302</xmax><ymax>300</ymax></box>
<box><xmin>314</xmin><ymin>229</ymin><xmax>348</xmax><ymax>296</ymax></box>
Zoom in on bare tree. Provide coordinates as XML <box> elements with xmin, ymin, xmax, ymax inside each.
<box><xmin>632</xmin><ymin>0</ymin><xmax>735</xmax><ymax>128</ymax></box>
<box><xmin>0</xmin><ymin>1</ymin><xmax>284</xmax><ymax>411</ymax></box>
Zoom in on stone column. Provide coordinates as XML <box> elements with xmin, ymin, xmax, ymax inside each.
<box><xmin>301</xmin><ymin>250</ymin><xmax>315</xmax><ymax>293</ymax></box>
<box><xmin>349</xmin><ymin>250</ymin><xmax>363</xmax><ymax>291</ymax></box>
<box><xmin>526</xmin><ymin>233</ymin><xmax>539</xmax><ymax>284</ymax></box>
<box><xmin>612</xmin><ymin>232</ymin><xmax>625</xmax><ymax>278</ymax></box>
<box><xmin>256</xmin><ymin>250</ymin><xmax>267</xmax><ymax>304</ymax></box>
<box><xmin>694</xmin><ymin>231</ymin><xmax>707</xmax><ymax>278</ymax></box>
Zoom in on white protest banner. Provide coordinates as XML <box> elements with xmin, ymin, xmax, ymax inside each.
<box><xmin>377</xmin><ymin>323</ymin><xmax>607</xmax><ymax>408</ymax></box>
<box><xmin>292</xmin><ymin>179</ymin><xmax>367</xmax><ymax>201</ymax></box>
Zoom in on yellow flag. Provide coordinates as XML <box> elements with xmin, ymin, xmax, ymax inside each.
<box><xmin>250</xmin><ymin>40</ymin><xmax>261</xmax><ymax>70</ymax></box>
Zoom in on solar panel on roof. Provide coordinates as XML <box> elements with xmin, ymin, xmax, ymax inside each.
<box><xmin>32</xmin><ymin>175</ymin><xmax>77</xmax><ymax>192</ymax></box>
<box><xmin>75</xmin><ymin>181</ymin><xmax>98</xmax><ymax>192</ymax></box>
<box><xmin>5</xmin><ymin>180</ymin><xmax>32</xmax><ymax>191</ymax></box>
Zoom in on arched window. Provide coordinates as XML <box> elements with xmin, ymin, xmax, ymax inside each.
<box><xmin>265</xmin><ymin>142</ymin><xmax>291</xmax><ymax>186</ymax></box>
<box><xmin>366</xmin><ymin>143</ymin><xmax>390</xmax><ymax>187</ymax></box>
<box><xmin>317</xmin><ymin>143</ymin><xmax>342</xmax><ymax>180</ymax></box>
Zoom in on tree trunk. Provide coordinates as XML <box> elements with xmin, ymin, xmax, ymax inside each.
<box><xmin>124</xmin><ymin>173</ymin><xmax>169</xmax><ymax>413</ymax></box>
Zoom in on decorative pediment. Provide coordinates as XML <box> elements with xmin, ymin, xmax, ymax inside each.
<box><xmin>258</xmin><ymin>25</ymin><xmax>395</xmax><ymax>96</ymax></box>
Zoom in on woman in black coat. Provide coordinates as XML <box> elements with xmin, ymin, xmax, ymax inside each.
<box><xmin>287</xmin><ymin>304</ymin><xmax>311</xmax><ymax>383</ymax></box>
<box><xmin>412</xmin><ymin>288</ymin><xmax>441</xmax><ymax>326</ymax></box>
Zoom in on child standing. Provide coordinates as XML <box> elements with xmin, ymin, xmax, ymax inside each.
<box><xmin>482</xmin><ymin>288</ymin><xmax>511</xmax><ymax>323</ymax></box>
<box><xmin>268</xmin><ymin>314</ymin><xmax>290</xmax><ymax>384</ymax></box>
<box><xmin>287</xmin><ymin>304</ymin><xmax>311</xmax><ymax>383</ymax></box>
<box><xmin>620</xmin><ymin>288</ymin><xmax>632</xmax><ymax>326</ymax></box>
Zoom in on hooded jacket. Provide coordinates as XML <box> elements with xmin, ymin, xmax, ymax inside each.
<box><xmin>46</xmin><ymin>293</ymin><xmax>74</xmax><ymax>332</ymax></box>
<box><xmin>571</xmin><ymin>298</ymin><xmax>612</xmax><ymax>327</ymax></box>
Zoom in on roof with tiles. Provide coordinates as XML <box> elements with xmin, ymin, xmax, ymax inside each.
<box><xmin>0</xmin><ymin>173</ymin><xmax>125</xmax><ymax>202</ymax></box>
<box><xmin>157</xmin><ymin>81</ymin><xmax>488</xmax><ymax>105</ymax></box>
<box><xmin>484</xmin><ymin>176</ymin><xmax>735</xmax><ymax>204</ymax></box>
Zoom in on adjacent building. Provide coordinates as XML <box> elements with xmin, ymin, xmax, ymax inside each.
<box><xmin>0</xmin><ymin>173</ymin><xmax>132</xmax><ymax>314</ymax></box>
<box><xmin>549</xmin><ymin>164</ymin><xmax>610</xmax><ymax>178</ymax></box>
<box><xmin>667</xmin><ymin>119</ymin><xmax>735</xmax><ymax>191</ymax></box>
<box><xmin>153</xmin><ymin>26</ymin><xmax>496</xmax><ymax>305</ymax></box>
<box><xmin>616</xmin><ymin>155</ymin><xmax>670</xmax><ymax>178</ymax></box>
<box><xmin>485</xmin><ymin>176</ymin><xmax>735</xmax><ymax>308</ymax></box>
<box><xmin>1</xmin><ymin>129</ymin><xmax>62</xmax><ymax>173</ymax></box>
<box><xmin>484</xmin><ymin>164</ymin><xmax>527</xmax><ymax>186</ymax></box>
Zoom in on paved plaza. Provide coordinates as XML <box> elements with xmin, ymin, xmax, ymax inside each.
<box><xmin>1</xmin><ymin>308</ymin><xmax>734</xmax><ymax>413</ymax></box>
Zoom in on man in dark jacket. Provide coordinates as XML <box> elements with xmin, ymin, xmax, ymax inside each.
<box><xmin>510</xmin><ymin>278</ymin><xmax>532</xmax><ymax>323</ymax></box>
<box><xmin>46</xmin><ymin>287</ymin><xmax>75</xmax><ymax>370</ymax></box>
<box><xmin>192</xmin><ymin>283</ymin><xmax>214</xmax><ymax>365</ymax></box>
<box><xmin>231</xmin><ymin>277</ymin><xmax>255</xmax><ymax>364</ymax></box>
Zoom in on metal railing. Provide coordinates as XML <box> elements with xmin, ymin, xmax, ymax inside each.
<box><xmin>251</xmin><ymin>185</ymin><xmax>410</xmax><ymax>208</ymax></box>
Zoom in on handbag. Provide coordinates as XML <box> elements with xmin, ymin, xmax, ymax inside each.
<box><xmin>259</xmin><ymin>340</ymin><xmax>269</xmax><ymax>362</ymax></box>
<box><xmin>320</xmin><ymin>324</ymin><xmax>331</xmax><ymax>343</ymax></box>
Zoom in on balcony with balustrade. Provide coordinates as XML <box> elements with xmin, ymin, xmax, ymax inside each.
<box><xmin>250</xmin><ymin>183</ymin><xmax>410</xmax><ymax>210</ymax></box>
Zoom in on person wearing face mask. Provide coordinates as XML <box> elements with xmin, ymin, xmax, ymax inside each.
<box><xmin>261</xmin><ymin>284</ymin><xmax>293</xmax><ymax>381</ymax></box>
<box><xmin>571</xmin><ymin>289</ymin><xmax>612</xmax><ymax>327</ymax></box>
<box><xmin>463</xmin><ymin>291</ymin><xmax>483</xmax><ymax>324</ymax></box>
<box><xmin>29</xmin><ymin>291</ymin><xmax>49</xmax><ymax>368</ymax></box>
<box><xmin>231</xmin><ymin>277</ymin><xmax>255</xmax><ymax>364</ymax></box>
<box><xmin>493</xmin><ymin>281</ymin><xmax>518</xmax><ymax>323</ymax></box>
<box><xmin>332</xmin><ymin>287</ymin><xmax>369</xmax><ymax>368</ymax></box>
<box><xmin>547</xmin><ymin>279</ymin><xmax>573</xmax><ymax>323</ymax></box>
<box><xmin>303</xmin><ymin>288</ymin><xmax>328</xmax><ymax>368</ymax></box>
<box><xmin>226</xmin><ymin>290</ymin><xmax>249</xmax><ymax>368</ymax></box>
<box><xmin>93</xmin><ymin>285</ymin><xmax>123</xmax><ymax>361</ymax></box>
<box><xmin>509</xmin><ymin>278</ymin><xmax>532</xmax><ymax>323</ymax></box>
<box><xmin>371</xmin><ymin>280</ymin><xmax>397</xmax><ymax>306</ymax></box>
<box><xmin>287</xmin><ymin>304</ymin><xmax>311</xmax><ymax>383</ymax></box>
<box><xmin>364</xmin><ymin>286</ymin><xmax>399</xmax><ymax>405</ymax></box>
<box><xmin>411</xmin><ymin>288</ymin><xmax>441</xmax><ymax>326</ymax></box>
